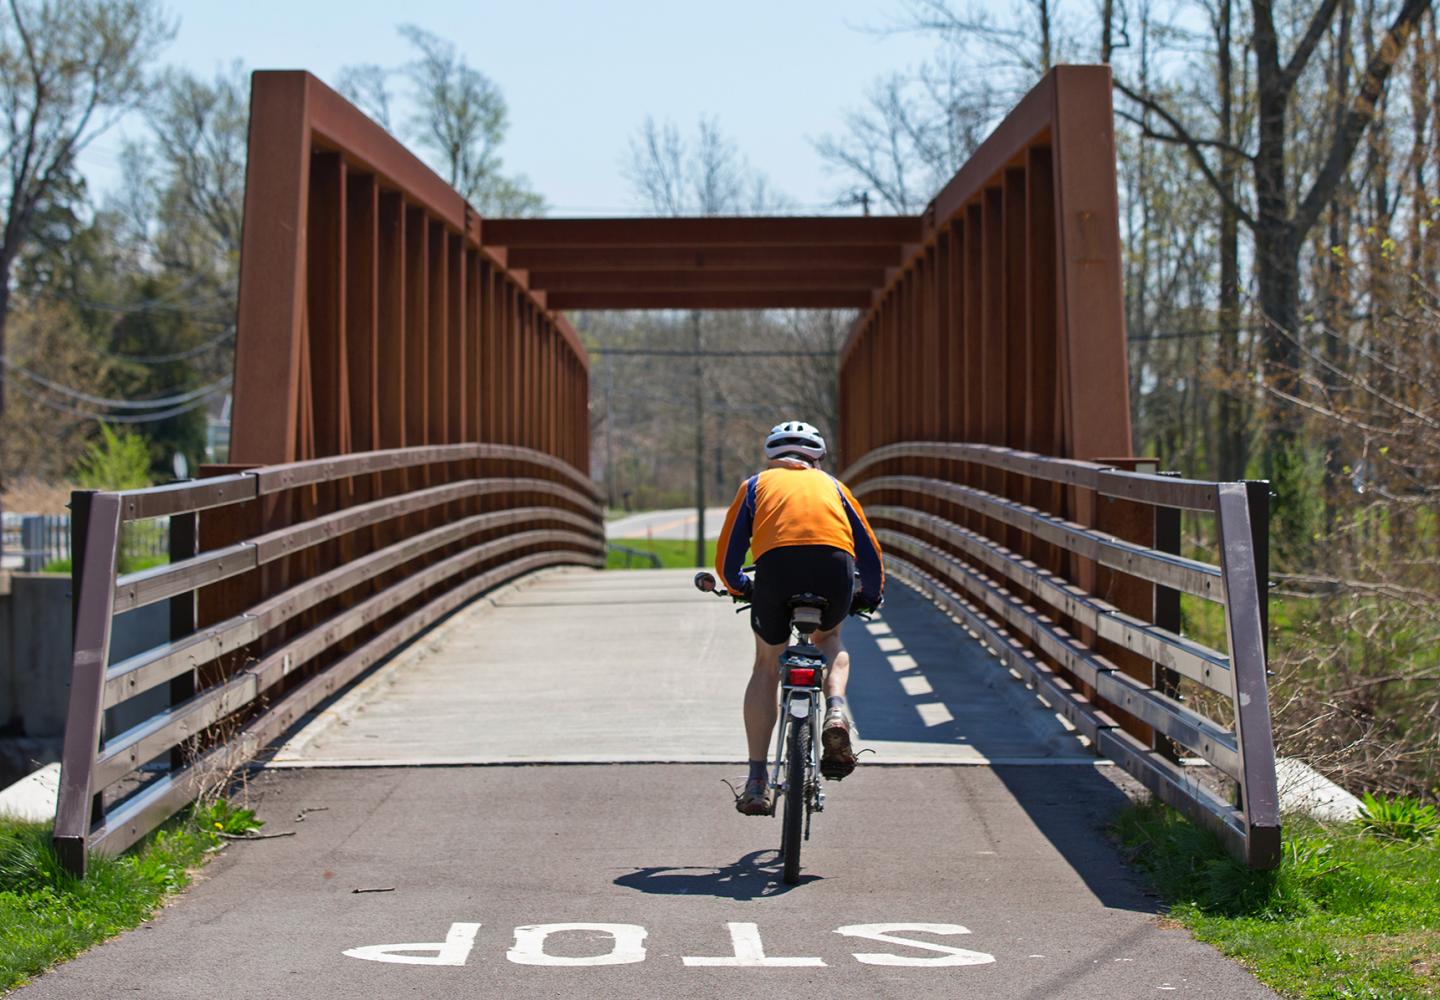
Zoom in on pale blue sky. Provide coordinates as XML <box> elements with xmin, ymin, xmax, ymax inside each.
<box><xmin>78</xmin><ymin>0</ymin><xmax>944</xmax><ymax>214</ymax></box>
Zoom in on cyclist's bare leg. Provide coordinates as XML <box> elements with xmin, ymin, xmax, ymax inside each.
<box><xmin>744</xmin><ymin>633</ymin><xmax>788</xmax><ymax>761</ymax></box>
<box><xmin>814</xmin><ymin>623</ymin><xmax>857</xmax><ymax>778</ymax></box>
<box><xmin>812</xmin><ymin>624</ymin><xmax>849</xmax><ymax>701</ymax></box>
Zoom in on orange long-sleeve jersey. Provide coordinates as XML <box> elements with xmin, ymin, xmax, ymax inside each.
<box><xmin>714</xmin><ymin>465</ymin><xmax>884</xmax><ymax>599</ymax></box>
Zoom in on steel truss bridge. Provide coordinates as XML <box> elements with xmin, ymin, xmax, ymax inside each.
<box><xmin>51</xmin><ymin>65</ymin><xmax>1278</xmax><ymax>902</ymax></box>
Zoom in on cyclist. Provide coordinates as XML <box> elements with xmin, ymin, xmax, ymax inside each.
<box><xmin>715</xmin><ymin>420</ymin><xmax>885</xmax><ymax>816</ymax></box>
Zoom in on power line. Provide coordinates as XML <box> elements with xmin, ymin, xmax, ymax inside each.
<box><xmin>33</xmin><ymin>288</ymin><xmax>236</xmax><ymax>319</ymax></box>
<box><xmin>0</xmin><ymin>358</ymin><xmax>233</xmax><ymax>409</ymax></box>
<box><xmin>8</xmin><ymin>378</ymin><xmax>227</xmax><ymax>424</ymax></box>
<box><xmin>104</xmin><ymin>326</ymin><xmax>236</xmax><ymax>364</ymax></box>
<box><xmin>24</xmin><ymin>268</ymin><xmax>236</xmax><ymax>325</ymax></box>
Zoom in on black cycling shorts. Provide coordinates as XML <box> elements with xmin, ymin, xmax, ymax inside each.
<box><xmin>749</xmin><ymin>544</ymin><xmax>855</xmax><ymax>645</ymax></box>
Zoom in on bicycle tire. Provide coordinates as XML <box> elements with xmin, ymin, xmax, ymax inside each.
<box><xmin>781</xmin><ymin>715</ymin><xmax>810</xmax><ymax>885</ymax></box>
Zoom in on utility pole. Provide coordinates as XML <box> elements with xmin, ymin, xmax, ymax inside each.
<box><xmin>713</xmin><ymin>390</ymin><xmax>724</xmax><ymax>501</ymax></box>
<box><xmin>604</xmin><ymin>354</ymin><xmax>616</xmax><ymax>508</ymax></box>
<box><xmin>692</xmin><ymin>311</ymin><xmax>705</xmax><ymax>568</ymax></box>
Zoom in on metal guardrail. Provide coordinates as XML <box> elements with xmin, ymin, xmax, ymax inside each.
<box><xmin>844</xmin><ymin>441</ymin><xmax>1280</xmax><ymax>869</ymax></box>
<box><xmin>54</xmin><ymin>444</ymin><xmax>603</xmax><ymax>874</ymax></box>
<box><xmin>1</xmin><ymin>513</ymin><xmax>170</xmax><ymax>572</ymax></box>
<box><xmin>605</xmin><ymin>542</ymin><xmax>663</xmax><ymax>569</ymax></box>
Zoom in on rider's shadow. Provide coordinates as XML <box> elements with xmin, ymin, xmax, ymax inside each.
<box><xmin>614</xmin><ymin>850</ymin><xmax>821</xmax><ymax>899</ymax></box>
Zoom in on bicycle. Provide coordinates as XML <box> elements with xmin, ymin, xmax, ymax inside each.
<box><xmin>694</xmin><ymin>569</ymin><xmax>841</xmax><ymax>886</ymax></box>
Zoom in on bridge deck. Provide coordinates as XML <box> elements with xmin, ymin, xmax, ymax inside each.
<box><xmin>16</xmin><ymin>570</ymin><xmax>1276</xmax><ymax>999</ymax></box>
<box><xmin>271</xmin><ymin>567</ymin><xmax>1094</xmax><ymax>767</ymax></box>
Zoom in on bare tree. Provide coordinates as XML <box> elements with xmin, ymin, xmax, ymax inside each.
<box><xmin>146</xmin><ymin>63</ymin><xmax>248</xmax><ymax>266</ymax></box>
<box><xmin>625</xmin><ymin>115</ymin><xmax>777</xmax><ymax>216</ymax></box>
<box><xmin>1210</xmin><ymin>0</ymin><xmax>1249</xmax><ymax>479</ymax></box>
<box><xmin>900</xmin><ymin>0</ymin><xmax>1065</xmax><ymax>75</ymax></box>
<box><xmin>814</xmin><ymin>0</ymin><xmax>1074</xmax><ymax>213</ymax></box>
<box><xmin>1263</xmin><ymin>264</ymin><xmax>1440</xmax><ymax>796</ymax></box>
<box><xmin>0</xmin><ymin>0</ymin><xmax>174</xmax><ymax>421</ymax></box>
<box><xmin>337</xmin><ymin>25</ymin><xmax>544</xmax><ymax>217</ymax></box>
<box><xmin>1116</xmin><ymin>0</ymin><xmax>1433</xmax><ymax>437</ymax></box>
<box><xmin>335</xmin><ymin>63</ymin><xmax>393</xmax><ymax>131</ymax></box>
<box><xmin>400</xmin><ymin>25</ymin><xmax>505</xmax><ymax>204</ymax></box>
<box><xmin>625</xmin><ymin>117</ymin><xmax>687</xmax><ymax>215</ymax></box>
<box><xmin>815</xmin><ymin>62</ymin><xmax>1002</xmax><ymax>213</ymax></box>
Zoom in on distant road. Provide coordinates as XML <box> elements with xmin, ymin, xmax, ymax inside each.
<box><xmin>606</xmin><ymin>507</ymin><xmax>729</xmax><ymax>540</ymax></box>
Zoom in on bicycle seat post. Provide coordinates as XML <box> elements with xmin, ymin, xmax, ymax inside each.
<box><xmin>788</xmin><ymin>600</ymin><xmax>825</xmax><ymax>648</ymax></box>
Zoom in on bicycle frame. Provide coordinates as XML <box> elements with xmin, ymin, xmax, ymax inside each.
<box><xmin>771</xmin><ymin>614</ymin><xmax>827</xmax><ymax>820</ymax></box>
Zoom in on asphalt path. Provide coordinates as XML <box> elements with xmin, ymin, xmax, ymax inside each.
<box><xmin>606</xmin><ymin>507</ymin><xmax>729</xmax><ymax>540</ymax></box>
<box><xmin>15</xmin><ymin>569</ymin><xmax>1277</xmax><ymax>999</ymax></box>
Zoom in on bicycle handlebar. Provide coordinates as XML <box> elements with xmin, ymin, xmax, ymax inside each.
<box><xmin>693</xmin><ymin>569</ymin><xmax>877</xmax><ymax>619</ymax></box>
<box><xmin>694</xmin><ymin>570</ymin><xmax>742</xmax><ymax>600</ymax></box>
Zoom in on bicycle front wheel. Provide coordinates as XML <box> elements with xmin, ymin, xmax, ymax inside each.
<box><xmin>780</xmin><ymin>715</ymin><xmax>810</xmax><ymax>885</ymax></box>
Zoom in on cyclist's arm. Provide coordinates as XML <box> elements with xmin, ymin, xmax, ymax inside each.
<box><xmin>838</xmin><ymin>481</ymin><xmax>885</xmax><ymax>602</ymax></box>
<box><xmin>715</xmin><ymin>476</ymin><xmax>757</xmax><ymax>596</ymax></box>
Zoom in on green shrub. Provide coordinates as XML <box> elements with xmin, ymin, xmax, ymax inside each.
<box><xmin>72</xmin><ymin>425</ymin><xmax>153</xmax><ymax>492</ymax></box>
<box><xmin>1356</xmin><ymin>792</ymin><xmax>1440</xmax><ymax>843</ymax></box>
<box><xmin>1114</xmin><ymin>797</ymin><xmax>1440</xmax><ymax>999</ymax></box>
<box><xmin>0</xmin><ymin>798</ymin><xmax>262</xmax><ymax>991</ymax></box>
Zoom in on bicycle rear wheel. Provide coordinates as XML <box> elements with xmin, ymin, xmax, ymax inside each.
<box><xmin>780</xmin><ymin>716</ymin><xmax>809</xmax><ymax>885</ymax></box>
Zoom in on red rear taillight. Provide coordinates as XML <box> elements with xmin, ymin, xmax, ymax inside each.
<box><xmin>787</xmin><ymin>667</ymin><xmax>816</xmax><ymax>686</ymax></box>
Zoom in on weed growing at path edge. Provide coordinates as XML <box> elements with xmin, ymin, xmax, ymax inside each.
<box><xmin>1114</xmin><ymin>797</ymin><xmax>1440</xmax><ymax>999</ymax></box>
<box><xmin>0</xmin><ymin>801</ymin><xmax>262</xmax><ymax>991</ymax></box>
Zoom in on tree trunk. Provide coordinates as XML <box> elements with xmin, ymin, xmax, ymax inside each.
<box><xmin>1321</xmin><ymin>0</ymin><xmax>1354</xmax><ymax>546</ymax></box>
<box><xmin>1252</xmin><ymin>51</ymin><xmax>1302</xmax><ymax>408</ymax></box>
<box><xmin>1254</xmin><ymin>224</ymin><xmax>1301</xmax><ymax>400</ymax></box>
<box><xmin>1215</xmin><ymin>0</ymin><xmax>1246</xmax><ymax>480</ymax></box>
<box><xmin>0</xmin><ymin>277</ymin><xmax>10</xmax><ymax>426</ymax></box>
<box><xmin>1250</xmin><ymin>13</ymin><xmax>1303</xmax><ymax>450</ymax></box>
<box><xmin>692</xmin><ymin>311</ymin><xmax>706</xmax><ymax>569</ymax></box>
<box><xmin>1038</xmin><ymin>0</ymin><xmax>1053</xmax><ymax>70</ymax></box>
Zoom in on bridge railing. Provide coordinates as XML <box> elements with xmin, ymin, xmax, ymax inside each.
<box><xmin>54</xmin><ymin>444</ymin><xmax>603</xmax><ymax>874</ymax></box>
<box><xmin>845</xmin><ymin>442</ymin><xmax>1279</xmax><ymax>869</ymax></box>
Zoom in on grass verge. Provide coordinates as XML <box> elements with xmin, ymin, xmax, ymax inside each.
<box><xmin>0</xmin><ymin>800</ymin><xmax>261</xmax><ymax>992</ymax></box>
<box><xmin>1114</xmin><ymin>797</ymin><xmax>1440</xmax><ymax>999</ymax></box>
<box><xmin>606</xmin><ymin>537</ymin><xmax>719</xmax><ymax>569</ymax></box>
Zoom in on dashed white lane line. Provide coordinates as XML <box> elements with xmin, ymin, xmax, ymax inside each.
<box><xmin>876</xmin><ymin>636</ymin><xmax>904</xmax><ymax>652</ymax></box>
<box><xmin>915</xmin><ymin>702</ymin><xmax>955</xmax><ymax>727</ymax></box>
<box><xmin>887</xmin><ymin>653</ymin><xmax>918</xmax><ymax>672</ymax></box>
<box><xmin>900</xmin><ymin>675</ymin><xmax>935</xmax><ymax>696</ymax></box>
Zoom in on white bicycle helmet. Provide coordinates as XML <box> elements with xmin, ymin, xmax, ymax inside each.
<box><xmin>764</xmin><ymin>420</ymin><xmax>827</xmax><ymax>463</ymax></box>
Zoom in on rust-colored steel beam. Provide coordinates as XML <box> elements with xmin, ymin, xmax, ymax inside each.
<box><xmin>838</xmin><ymin>65</ymin><xmax>1130</xmax><ymax>471</ymax></box>
<box><xmin>483</xmin><ymin>216</ymin><xmax>922</xmax><ymax>247</ymax></box>
<box><xmin>529</xmin><ymin>269</ymin><xmax>887</xmax><ymax>293</ymax></box>
<box><xmin>546</xmin><ymin>290</ymin><xmax>875</xmax><ymax>311</ymax></box>
<box><xmin>507</xmin><ymin>245</ymin><xmax>905</xmax><ymax>271</ymax></box>
<box><xmin>231</xmin><ymin>72</ymin><xmax>310</xmax><ymax>469</ymax></box>
<box><xmin>837</xmin><ymin>66</ymin><xmax>1167</xmax><ymax>818</ymax></box>
<box><xmin>233</xmin><ymin>70</ymin><xmax>588</xmax><ymax>469</ymax></box>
